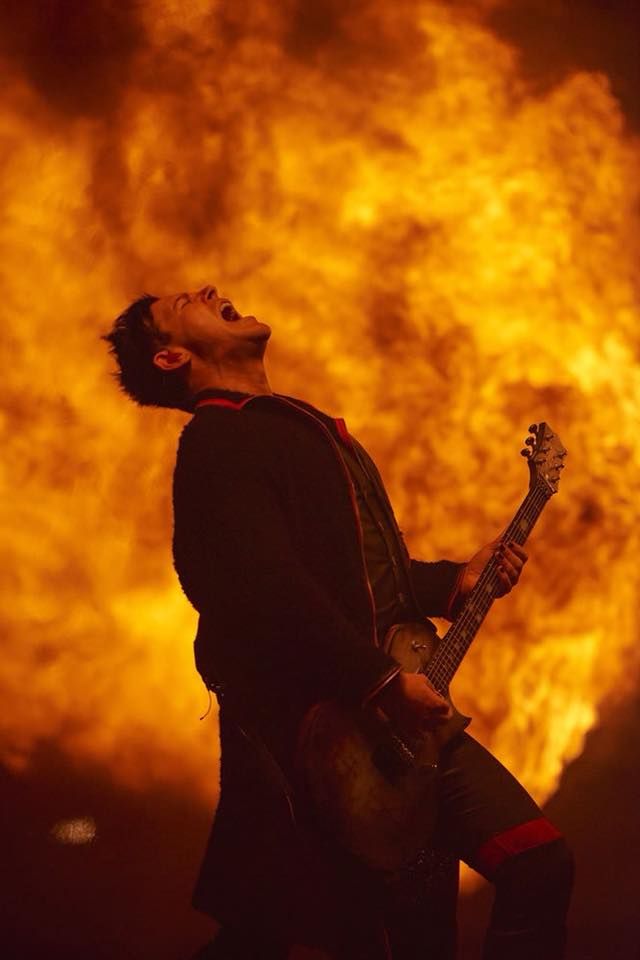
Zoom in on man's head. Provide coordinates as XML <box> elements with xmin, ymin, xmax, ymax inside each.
<box><xmin>103</xmin><ymin>285</ymin><xmax>271</xmax><ymax>410</ymax></box>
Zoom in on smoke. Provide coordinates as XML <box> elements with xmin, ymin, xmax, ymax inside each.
<box><xmin>0</xmin><ymin>0</ymin><xmax>145</xmax><ymax>118</ymax></box>
<box><xmin>3</xmin><ymin>1</ymin><xmax>638</xmax><ymax>135</ymax></box>
<box><xmin>482</xmin><ymin>0</ymin><xmax>640</xmax><ymax>130</ymax></box>
<box><xmin>1</xmin><ymin>0</ymin><xmax>639</xmax><ymax>803</ymax></box>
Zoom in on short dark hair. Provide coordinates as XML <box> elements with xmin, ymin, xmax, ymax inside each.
<box><xmin>102</xmin><ymin>294</ymin><xmax>193</xmax><ymax>411</ymax></box>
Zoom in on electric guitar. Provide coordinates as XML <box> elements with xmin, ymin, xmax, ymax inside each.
<box><xmin>298</xmin><ymin>423</ymin><xmax>567</xmax><ymax>871</ymax></box>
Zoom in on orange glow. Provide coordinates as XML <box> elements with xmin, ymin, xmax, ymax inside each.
<box><xmin>1</xmin><ymin>0</ymin><xmax>639</xmax><ymax>836</ymax></box>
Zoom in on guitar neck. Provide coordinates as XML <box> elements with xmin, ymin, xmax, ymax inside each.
<box><xmin>424</xmin><ymin>481</ymin><xmax>551</xmax><ymax>695</ymax></box>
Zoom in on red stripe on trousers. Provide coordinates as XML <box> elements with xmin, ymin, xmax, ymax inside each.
<box><xmin>474</xmin><ymin>817</ymin><xmax>563</xmax><ymax>877</ymax></box>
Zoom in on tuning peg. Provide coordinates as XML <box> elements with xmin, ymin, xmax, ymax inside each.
<box><xmin>528</xmin><ymin>423</ymin><xmax>538</xmax><ymax>434</ymax></box>
<box><xmin>525</xmin><ymin>436</ymin><xmax>536</xmax><ymax>447</ymax></box>
<box><xmin>521</xmin><ymin>448</ymin><xmax>531</xmax><ymax>458</ymax></box>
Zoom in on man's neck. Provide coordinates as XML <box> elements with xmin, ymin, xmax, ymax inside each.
<box><xmin>190</xmin><ymin>360</ymin><xmax>273</xmax><ymax>397</ymax></box>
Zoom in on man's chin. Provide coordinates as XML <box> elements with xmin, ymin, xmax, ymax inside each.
<box><xmin>243</xmin><ymin>320</ymin><xmax>271</xmax><ymax>356</ymax></box>
<box><xmin>250</xmin><ymin>319</ymin><xmax>271</xmax><ymax>340</ymax></box>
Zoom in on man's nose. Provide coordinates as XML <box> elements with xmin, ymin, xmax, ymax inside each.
<box><xmin>198</xmin><ymin>285</ymin><xmax>218</xmax><ymax>301</ymax></box>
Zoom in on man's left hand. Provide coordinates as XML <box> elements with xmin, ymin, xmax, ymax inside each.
<box><xmin>460</xmin><ymin>539</ymin><xmax>528</xmax><ymax>600</ymax></box>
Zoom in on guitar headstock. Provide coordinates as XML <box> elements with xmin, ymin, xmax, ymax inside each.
<box><xmin>521</xmin><ymin>422</ymin><xmax>567</xmax><ymax>494</ymax></box>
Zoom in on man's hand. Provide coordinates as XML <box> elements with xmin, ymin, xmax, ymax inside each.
<box><xmin>460</xmin><ymin>538</ymin><xmax>528</xmax><ymax>600</ymax></box>
<box><xmin>372</xmin><ymin>672</ymin><xmax>451</xmax><ymax>740</ymax></box>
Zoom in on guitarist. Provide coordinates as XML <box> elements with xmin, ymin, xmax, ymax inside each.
<box><xmin>104</xmin><ymin>285</ymin><xmax>574</xmax><ymax>959</ymax></box>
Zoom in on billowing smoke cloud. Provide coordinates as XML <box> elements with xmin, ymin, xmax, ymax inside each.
<box><xmin>1</xmin><ymin>1</ymin><xmax>639</xmax><ymax>806</ymax></box>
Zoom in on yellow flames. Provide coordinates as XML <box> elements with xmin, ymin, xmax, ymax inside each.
<box><xmin>1</xmin><ymin>0</ymin><xmax>639</xmax><ymax>825</ymax></box>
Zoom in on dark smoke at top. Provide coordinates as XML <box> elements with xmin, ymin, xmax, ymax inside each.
<box><xmin>1</xmin><ymin>0</ymin><xmax>638</xmax><ymax>128</ymax></box>
<box><xmin>0</xmin><ymin>0</ymin><xmax>145</xmax><ymax>118</ymax></box>
<box><xmin>485</xmin><ymin>0</ymin><xmax>640</xmax><ymax>131</ymax></box>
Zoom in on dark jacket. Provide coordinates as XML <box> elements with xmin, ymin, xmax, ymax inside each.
<box><xmin>171</xmin><ymin>389</ymin><xmax>462</xmax><ymax>944</ymax></box>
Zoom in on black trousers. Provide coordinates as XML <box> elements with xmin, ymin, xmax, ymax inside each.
<box><xmin>195</xmin><ymin>732</ymin><xmax>573</xmax><ymax>959</ymax></box>
<box><xmin>383</xmin><ymin>732</ymin><xmax>574</xmax><ymax>960</ymax></box>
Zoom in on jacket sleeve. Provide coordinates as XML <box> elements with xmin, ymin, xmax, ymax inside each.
<box><xmin>173</xmin><ymin>418</ymin><xmax>400</xmax><ymax>707</ymax></box>
<box><xmin>410</xmin><ymin>558</ymin><xmax>466</xmax><ymax>620</ymax></box>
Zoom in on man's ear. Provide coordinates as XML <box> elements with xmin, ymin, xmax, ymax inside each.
<box><xmin>153</xmin><ymin>348</ymin><xmax>190</xmax><ymax>372</ymax></box>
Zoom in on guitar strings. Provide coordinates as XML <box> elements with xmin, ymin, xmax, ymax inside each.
<box><xmin>425</xmin><ymin>481</ymin><xmax>550</xmax><ymax>692</ymax></box>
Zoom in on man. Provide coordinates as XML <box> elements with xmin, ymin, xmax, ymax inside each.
<box><xmin>103</xmin><ymin>285</ymin><xmax>574</xmax><ymax>959</ymax></box>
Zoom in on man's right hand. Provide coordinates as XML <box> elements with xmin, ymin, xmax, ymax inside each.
<box><xmin>372</xmin><ymin>672</ymin><xmax>451</xmax><ymax>739</ymax></box>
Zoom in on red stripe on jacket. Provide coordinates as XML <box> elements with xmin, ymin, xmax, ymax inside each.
<box><xmin>195</xmin><ymin>397</ymin><xmax>253</xmax><ymax>411</ymax></box>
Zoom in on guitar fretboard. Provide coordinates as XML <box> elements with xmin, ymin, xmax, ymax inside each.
<box><xmin>424</xmin><ymin>480</ymin><xmax>551</xmax><ymax>695</ymax></box>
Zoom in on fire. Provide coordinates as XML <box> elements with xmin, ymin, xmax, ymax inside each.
<box><xmin>2</xmin><ymin>0</ymin><xmax>638</xmax><ymax>834</ymax></box>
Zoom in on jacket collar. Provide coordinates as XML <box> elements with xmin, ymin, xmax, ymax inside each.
<box><xmin>192</xmin><ymin>388</ymin><xmax>352</xmax><ymax>449</ymax></box>
<box><xmin>193</xmin><ymin>387</ymin><xmax>255</xmax><ymax>411</ymax></box>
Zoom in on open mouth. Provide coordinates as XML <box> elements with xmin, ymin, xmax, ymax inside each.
<box><xmin>203</xmin><ymin>287</ymin><xmax>241</xmax><ymax>321</ymax></box>
<box><xmin>219</xmin><ymin>300</ymin><xmax>241</xmax><ymax>322</ymax></box>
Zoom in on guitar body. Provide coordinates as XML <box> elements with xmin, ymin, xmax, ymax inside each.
<box><xmin>298</xmin><ymin>622</ymin><xmax>470</xmax><ymax>872</ymax></box>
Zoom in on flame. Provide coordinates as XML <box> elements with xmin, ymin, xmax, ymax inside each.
<box><xmin>2</xmin><ymin>0</ymin><xmax>639</xmax><ymax>831</ymax></box>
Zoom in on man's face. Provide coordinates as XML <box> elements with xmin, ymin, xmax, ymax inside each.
<box><xmin>151</xmin><ymin>285</ymin><xmax>271</xmax><ymax>363</ymax></box>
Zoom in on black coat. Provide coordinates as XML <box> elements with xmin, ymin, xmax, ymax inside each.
<box><xmin>171</xmin><ymin>390</ymin><xmax>462</xmax><ymax>945</ymax></box>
